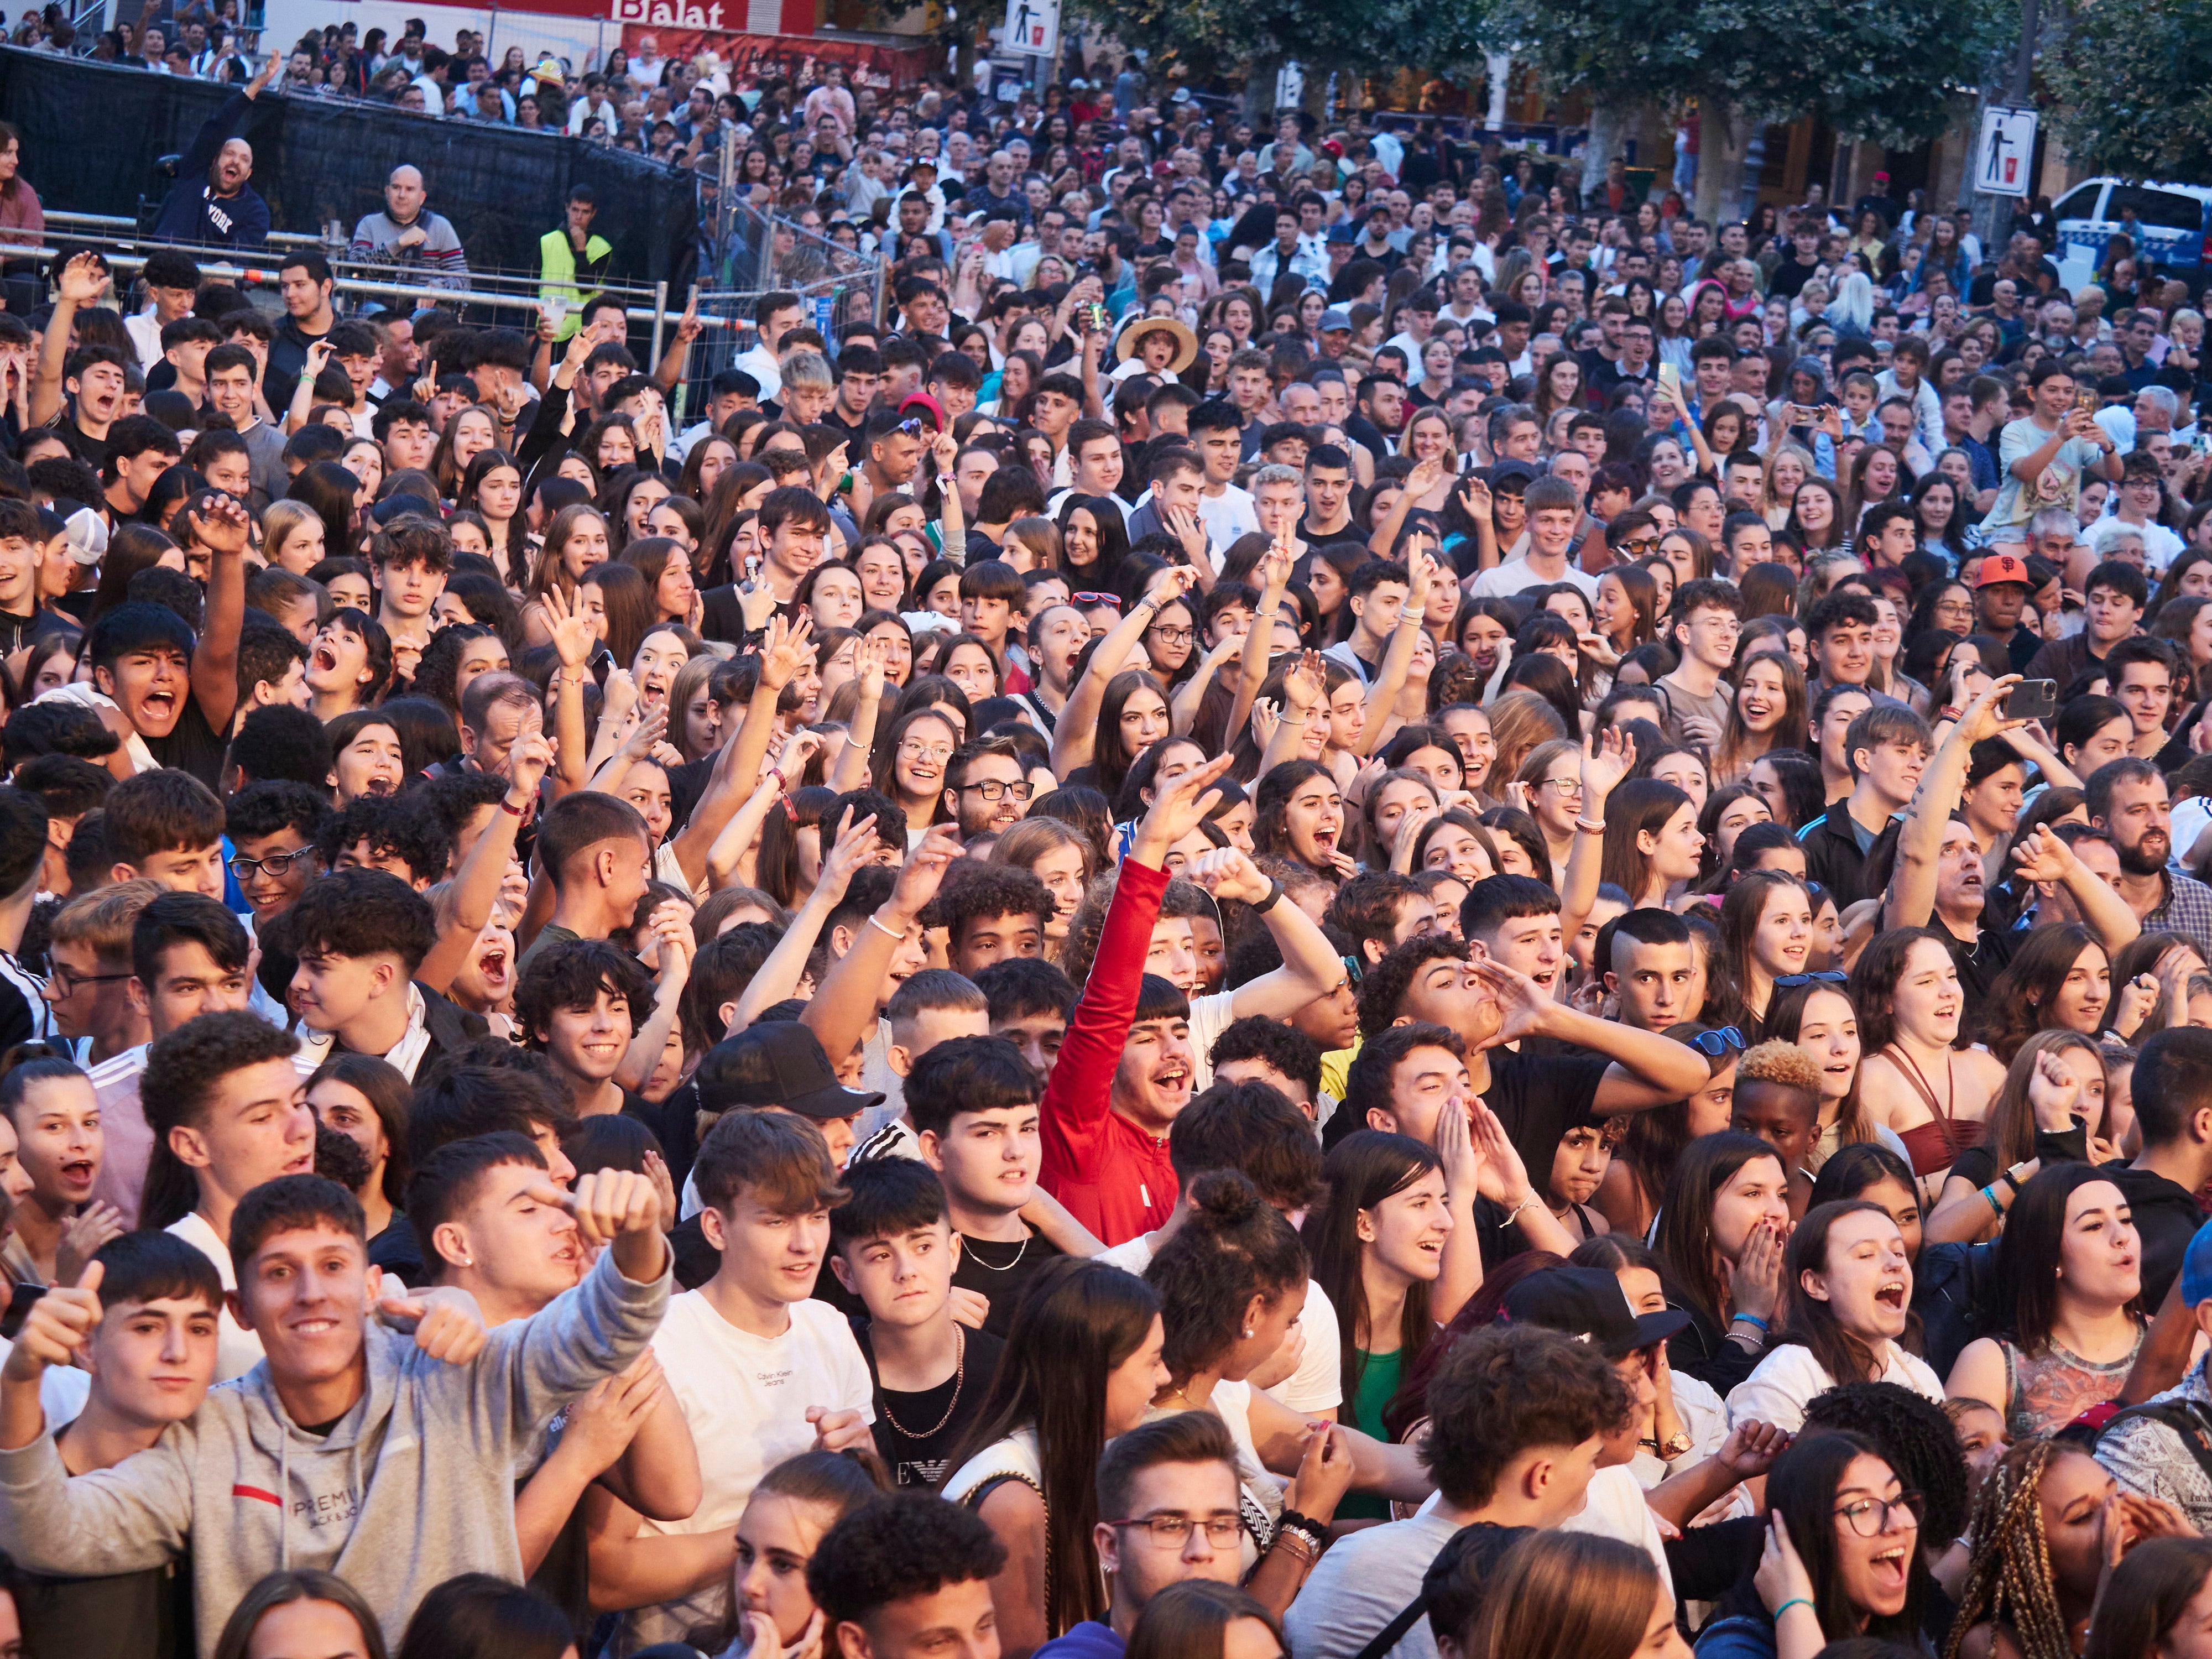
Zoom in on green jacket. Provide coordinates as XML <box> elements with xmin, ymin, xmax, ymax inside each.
<box><xmin>538</xmin><ymin>227</ymin><xmax>614</xmax><ymax>338</ymax></box>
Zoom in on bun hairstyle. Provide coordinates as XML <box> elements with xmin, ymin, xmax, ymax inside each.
<box><xmin>1145</xmin><ymin>1169</ymin><xmax>1310</xmax><ymax>1382</ymax></box>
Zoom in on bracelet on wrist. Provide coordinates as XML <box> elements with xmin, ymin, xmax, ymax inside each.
<box><xmin>865</xmin><ymin>911</ymin><xmax>909</xmax><ymax>943</ymax></box>
<box><xmin>1982</xmin><ymin>1185</ymin><xmax>2004</xmax><ymax>1219</ymax></box>
<box><xmin>1773</xmin><ymin>1599</ymin><xmax>1815</xmax><ymax>1622</ymax></box>
<box><xmin>500</xmin><ymin>796</ymin><xmax>530</xmax><ymax>817</ymax></box>
<box><xmin>1730</xmin><ymin>1311</ymin><xmax>1768</xmax><ymax>1330</ymax></box>
<box><xmin>1574</xmin><ymin>816</ymin><xmax>1607</xmax><ymax>835</ymax></box>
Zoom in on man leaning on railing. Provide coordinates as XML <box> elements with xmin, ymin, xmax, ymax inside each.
<box><xmin>348</xmin><ymin>165</ymin><xmax>469</xmax><ymax>293</ymax></box>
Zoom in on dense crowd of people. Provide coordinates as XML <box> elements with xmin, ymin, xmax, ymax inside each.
<box><xmin>6</xmin><ymin>24</ymin><xmax>2212</xmax><ymax>1659</ymax></box>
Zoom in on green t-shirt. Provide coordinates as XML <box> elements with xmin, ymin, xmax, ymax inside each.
<box><xmin>1337</xmin><ymin>1347</ymin><xmax>1404</xmax><ymax>1521</ymax></box>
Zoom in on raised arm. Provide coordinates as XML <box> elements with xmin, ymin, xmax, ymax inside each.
<box><xmin>729</xmin><ymin>806</ymin><xmax>879</xmax><ymax>1028</ymax></box>
<box><xmin>1355</xmin><ymin>548</ymin><xmax>1438</xmax><ymax>755</ymax></box>
<box><xmin>185</xmin><ymin>493</ymin><xmax>248</xmax><ymax>734</ymax></box>
<box><xmin>2008</xmin><ymin>824</ymin><xmax>2141</xmax><ymax>956</ymax></box>
<box><xmin>614</xmin><ymin>907</ymin><xmax>692</xmax><ymax>1093</ymax></box>
<box><xmin>1884</xmin><ymin>675</ymin><xmax>2019</xmax><ymax>931</ymax></box>
<box><xmin>668</xmin><ymin>616</ymin><xmax>816</xmax><ymax>890</ymax></box>
<box><xmin>420</xmin><ymin>732</ymin><xmax>547</xmax><ymax>993</ymax></box>
<box><xmin>1470</xmin><ymin>955</ymin><xmax>1707</xmax><ymax>1108</ymax></box>
<box><xmin>31</xmin><ymin>253</ymin><xmax>107</xmax><ymax>430</ymax></box>
<box><xmin>1048</xmin><ymin>564</ymin><xmax>1197</xmax><ymax>779</ymax></box>
<box><xmin>1225</xmin><ymin>541</ymin><xmax>1293</xmax><ymax>744</ymax></box>
<box><xmin>798</xmin><ymin>822</ymin><xmax>961</xmax><ymax>1074</ymax></box>
<box><xmin>1557</xmin><ymin>729</ymin><xmax>1635</xmax><ymax>952</ymax></box>
<box><xmin>544</xmin><ymin>587</ymin><xmax>597</xmax><ymax>796</ymax></box>
<box><xmin>1185</xmin><ymin>847</ymin><xmax>1344</xmax><ymax>1019</ymax></box>
<box><xmin>830</xmin><ymin>638</ymin><xmax>888</xmax><ymax>794</ymax></box>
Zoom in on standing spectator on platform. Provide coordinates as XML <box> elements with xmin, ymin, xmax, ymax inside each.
<box><xmin>538</xmin><ymin>186</ymin><xmax>611</xmax><ymax>344</ymax></box>
<box><xmin>349</xmin><ymin>165</ymin><xmax>470</xmax><ymax>293</ymax></box>
<box><xmin>149</xmin><ymin>53</ymin><xmax>275</xmax><ymax>249</ymax></box>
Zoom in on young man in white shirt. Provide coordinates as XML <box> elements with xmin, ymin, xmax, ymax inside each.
<box><xmin>1188</xmin><ymin>402</ymin><xmax>1259</xmax><ymax>547</ymax></box>
<box><xmin>1470</xmin><ymin>476</ymin><xmax>1599</xmax><ymax>599</ymax></box>
<box><xmin>604</xmin><ymin>1091</ymin><xmax>875</xmax><ymax>1652</ymax></box>
<box><xmin>139</xmin><ymin>1009</ymin><xmax>316</xmax><ymax>1379</ymax></box>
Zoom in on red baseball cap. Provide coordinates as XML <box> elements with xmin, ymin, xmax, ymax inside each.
<box><xmin>1974</xmin><ymin>552</ymin><xmax>2034</xmax><ymax>588</ymax></box>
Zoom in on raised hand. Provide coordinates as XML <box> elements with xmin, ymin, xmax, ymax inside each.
<box><xmin>54</xmin><ymin>1201</ymin><xmax>126</xmax><ymax>1290</ymax></box>
<box><xmin>1134</xmin><ymin>750</ymin><xmax>1235</xmax><ymax>865</ymax></box>
<box><xmin>1954</xmin><ymin>673</ymin><xmax>2029</xmax><ymax>745</ymax></box>
<box><xmin>1142</xmin><ymin>561</ymin><xmax>1201</xmax><ymax>610</ymax></box>
<box><xmin>2007</xmin><ymin>823</ymin><xmax>2079</xmax><ymax>888</ymax></box>
<box><xmin>1755</xmin><ymin>1514</ymin><xmax>1818</xmax><ymax>1620</ymax></box>
<box><xmin>1181</xmin><ymin>844</ymin><xmax>1271</xmax><ymax>905</ymax></box>
<box><xmin>2026</xmin><ymin>1044</ymin><xmax>2085</xmax><ymax>1131</ymax></box>
<box><xmin>887</xmin><ymin>822</ymin><xmax>963</xmax><ymax>923</ymax></box>
<box><xmin>56</xmin><ymin>252</ymin><xmax>109</xmax><ymax>308</ymax></box>
<box><xmin>1715</xmin><ymin>1418</ymin><xmax>1792</xmax><ymax>1479</ymax></box>
<box><xmin>1730</xmin><ymin>1216</ymin><xmax>1786</xmax><ymax>1323</ymax></box>
<box><xmin>602</xmin><ymin>667</ymin><xmax>641</xmax><ymax>722</ymax></box>
<box><xmin>186</xmin><ymin>493</ymin><xmax>252</xmax><ymax>558</ymax></box>
<box><xmin>816</xmin><ymin>807</ymin><xmax>881</xmax><ymax>902</ymax></box>
<box><xmin>3</xmin><ymin>1260</ymin><xmax>100</xmax><ymax>1379</ymax></box>
<box><xmin>758</xmin><ymin>613</ymin><xmax>816</xmax><ymax>691</ymax></box>
<box><xmin>1579</xmin><ymin>725</ymin><xmax>1636</xmax><ymax>806</ymax></box>
<box><xmin>645</xmin><ymin>899</ymin><xmax>694</xmax><ymax>984</ymax></box>
<box><xmin>1281</xmin><ymin>648</ymin><xmax>1326</xmax><ymax>716</ymax></box>
<box><xmin>528</xmin><ymin>1170</ymin><xmax>662</xmax><ymax>1250</ymax></box>
<box><xmin>544</xmin><ymin>584</ymin><xmax>599</xmax><ymax>671</ymax></box>
<box><xmin>377</xmin><ymin>1284</ymin><xmax>490</xmax><ymax>1365</ymax></box>
<box><xmin>505</xmin><ymin>727</ymin><xmax>553</xmax><ymax>801</ymax></box>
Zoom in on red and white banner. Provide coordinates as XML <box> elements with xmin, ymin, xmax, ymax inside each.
<box><xmin>617</xmin><ymin>20</ymin><xmax>933</xmax><ymax>87</ymax></box>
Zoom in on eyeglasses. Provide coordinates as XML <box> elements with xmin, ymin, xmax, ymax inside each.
<box><xmin>1774</xmin><ymin>970</ymin><xmax>1849</xmax><ymax>988</ymax></box>
<box><xmin>1073</xmin><ymin>592</ymin><xmax>1122</xmax><ymax>609</ymax></box>
<box><xmin>1148</xmin><ymin>624</ymin><xmax>1196</xmax><ymax>646</ymax></box>
<box><xmin>961</xmin><ymin>779</ymin><xmax>1034</xmax><ymax>802</ymax></box>
<box><xmin>228</xmin><ymin>848</ymin><xmax>321</xmax><ymax>880</ymax></box>
<box><xmin>1834</xmin><ymin>1491</ymin><xmax>1925</xmax><ymax>1537</ymax></box>
<box><xmin>899</xmin><ymin>742</ymin><xmax>954</xmax><ymax>764</ymax></box>
<box><xmin>1686</xmin><ymin>1025</ymin><xmax>1747</xmax><ymax>1057</ymax></box>
<box><xmin>1106</xmin><ymin>1513</ymin><xmax>1245</xmax><ymax>1547</ymax></box>
<box><xmin>1619</xmin><ymin>536</ymin><xmax>1661</xmax><ymax>555</ymax></box>
<box><xmin>1540</xmin><ymin>777</ymin><xmax>1584</xmax><ymax>796</ymax></box>
<box><xmin>44</xmin><ymin>966</ymin><xmax>133</xmax><ymax>999</ymax></box>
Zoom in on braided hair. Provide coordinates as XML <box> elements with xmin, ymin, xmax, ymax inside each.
<box><xmin>1943</xmin><ymin>1436</ymin><xmax>2074</xmax><ymax>1659</ymax></box>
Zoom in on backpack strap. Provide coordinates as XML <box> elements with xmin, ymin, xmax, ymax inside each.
<box><xmin>1349</xmin><ymin>1593</ymin><xmax>1432</xmax><ymax>1659</ymax></box>
<box><xmin>2100</xmin><ymin>1399</ymin><xmax>2212</xmax><ymax>1485</ymax></box>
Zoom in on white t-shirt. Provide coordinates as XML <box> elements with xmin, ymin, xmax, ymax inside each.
<box><xmin>1725</xmin><ymin>1339</ymin><xmax>1943</xmax><ymax>1434</ymax></box>
<box><xmin>618</xmin><ymin>1292</ymin><xmax>875</xmax><ymax>1651</ymax></box>
<box><xmin>1558</xmin><ymin>1464</ymin><xmax>1676</xmax><ymax>1603</ymax></box>
<box><xmin>1469</xmin><ymin>557</ymin><xmax>1598</xmax><ymax>601</ymax></box>
<box><xmin>1098</xmin><ymin>1230</ymin><xmax>1344</xmax><ymax>1415</ymax></box>
<box><xmin>165</xmin><ymin>1211</ymin><xmax>264</xmax><ymax>1382</ymax></box>
<box><xmin>1197</xmin><ymin>485</ymin><xmax>1260</xmax><ymax>551</ymax></box>
<box><xmin>0</xmin><ymin>1338</ymin><xmax>89</xmax><ymax>1428</ymax></box>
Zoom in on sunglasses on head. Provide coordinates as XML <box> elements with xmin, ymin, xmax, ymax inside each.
<box><xmin>1073</xmin><ymin>592</ymin><xmax>1122</xmax><ymax>608</ymax></box>
<box><xmin>1773</xmin><ymin>971</ymin><xmax>1848</xmax><ymax>988</ymax></box>
<box><xmin>1686</xmin><ymin>1025</ymin><xmax>1747</xmax><ymax>1057</ymax></box>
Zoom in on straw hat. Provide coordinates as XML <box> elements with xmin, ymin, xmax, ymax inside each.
<box><xmin>1114</xmin><ymin>314</ymin><xmax>1197</xmax><ymax>373</ymax></box>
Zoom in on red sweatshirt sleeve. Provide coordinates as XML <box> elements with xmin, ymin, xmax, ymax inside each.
<box><xmin>1039</xmin><ymin>858</ymin><xmax>1168</xmax><ymax>1196</ymax></box>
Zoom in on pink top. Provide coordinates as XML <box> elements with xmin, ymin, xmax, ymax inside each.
<box><xmin>0</xmin><ymin>182</ymin><xmax>42</xmax><ymax>250</ymax></box>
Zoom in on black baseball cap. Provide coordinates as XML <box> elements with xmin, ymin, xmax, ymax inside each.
<box><xmin>693</xmin><ymin>1022</ymin><xmax>885</xmax><ymax>1122</ymax></box>
<box><xmin>1501</xmin><ymin>1266</ymin><xmax>1691</xmax><ymax>1358</ymax></box>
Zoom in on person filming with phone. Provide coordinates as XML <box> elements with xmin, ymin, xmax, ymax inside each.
<box><xmin>1882</xmin><ymin>673</ymin><xmax>2136</xmax><ymax>1026</ymax></box>
<box><xmin>1975</xmin><ymin>359</ymin><xmax>2121</xmax><ymax>545</ymax></box>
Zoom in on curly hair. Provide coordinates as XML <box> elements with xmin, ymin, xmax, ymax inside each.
<box><xmin>1800</xmin><ymin>1379</ymin><xmax>1971</xmax><ymax>1547</ymax></box>
<box><xmin>1355</xmin><ymin>933</ymin><xmax>1469</xmax><ymax>1040</ymax></box>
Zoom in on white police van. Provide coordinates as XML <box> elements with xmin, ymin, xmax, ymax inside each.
<box><xmin>2052</xmin><ymin>178</ymin><xmax>2212</xmax><ymax>289</ymax></box>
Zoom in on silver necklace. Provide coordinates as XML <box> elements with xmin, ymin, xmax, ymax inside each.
<box><xmin>963</xmin><ymin>1232</ymin><xmax>1031</xmax><ymax>1272</ymax></box>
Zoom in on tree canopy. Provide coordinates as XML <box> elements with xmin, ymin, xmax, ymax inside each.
<box><xmin>2046</xmin><ymin>0</ymin><xmax>2212</xmax><ymax>183</ymax></box>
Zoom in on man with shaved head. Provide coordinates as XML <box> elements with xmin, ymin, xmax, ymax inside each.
<box><xmin>151</xmin><ymin>54</ymin><xmax>276</xmax><ymax>247</ymax></box>
<box><xmin>348</xmin><ymin>164</ymin><xmax>471</xmax><ymax>290</ymax></box>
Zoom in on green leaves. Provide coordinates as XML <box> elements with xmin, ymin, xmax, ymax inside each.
<box><xmin>1490</xmin><ymin>0</ymin><xmax>2007</xmax><ymax>148</ymax></box>
<box><xmin>2048</xmin><ymin>0</ymin><xmax>2212</xmax><ymax>182</ymax></box>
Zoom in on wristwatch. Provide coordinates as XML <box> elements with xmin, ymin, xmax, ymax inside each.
<box><xmin>1655</xmin><ymin>1431</ymin><xmax>1694</xmax><ymax>1460</ymax></box>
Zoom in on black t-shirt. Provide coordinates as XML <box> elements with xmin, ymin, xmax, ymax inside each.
<box><xmin>855</xmin><ymin>1319</ymin><xmax>1006</xmax><ymax>1489</ymax></box>
<box><xmin>952</xmin><ymin>1228</ymin><xmax>1067</xmax><ymax>1338</ymax></box>
<box><xmin>1943</xmin><ymin>922</ymin><xmax>2022</xmax><ymax>1034</ymax></box>
<box><xmin>17</xmin><ymin>1557</ymin><xmax>192</xmax><ymax>1659</ymax></box>
<box><xmin>142</xmin><ymin>695</ymin><xmax>228</xmax><ymax>790</ymax></box>
<box><xmin>54</xmin><ymin>417</ymin><xmax>112</xmax><ymax>476</ymax></box>
<box><xmin>368</xmin><ymin>1212</ymin><xmax>425</xmax><ymax>1286</ymax></box>
<box><xmin>1483</xmin><ymin>1049</ymin><xmax>1609</xmax><ymax>1185</ymax></box>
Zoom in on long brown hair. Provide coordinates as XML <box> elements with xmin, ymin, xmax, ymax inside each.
<box><xmin>1302</xmin><ymin>1130</ymin><xmax>1444</xmax><ymax>1421</ymax></box>
<box><xmin>945</xmin><ymin>1258</ymin><xmax>1161</xmax><ymax>1640</ymax></box>
<box><xmin>1652</xmin><ymin>1130</ymin><xmax>1785</xmax><ymax>1332</ymax></box>
<box><xmin>1775</xmin><ymin>1198</ymin><xmax>1895</xmax><ymax>1386</ymax></box>
<box><xmin>1465</xmin><ymin>1532</ymin><xmax>1660</xmax><ymax>1659</ymax></box>
<box><xmin>1713</xmin><ymin>649</ymin><xmax>1809</xmax><ymax>783</ymax></box>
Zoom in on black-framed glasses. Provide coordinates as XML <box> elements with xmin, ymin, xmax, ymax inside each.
<box><xmin>1834</xmin><ymin>1491</ymin><xmax>1925</xmax><ymax>1537</ymax></box>
<box><xmin>1686</xmin><ymin>1025</ymin><xmax>1747</xmax><ymax>1057</ymax></box>
<box><xmin>228</xmin><ymin>848</ymin><xmax>321</xmax><ymax>880</ymax></box>
<box><xmin>1774</xmin><ymin>971</ymin><xmax>1848</xmax><ymax>988</ymax></box>
<box><xmin>1105</xmin><ymin>1512</ymin><xmax>1244</xmax><ymax>1547</ymax></box>
<box><xmin>43</xmin><ymin>967</ymin><xmax>132</xmax><ymax>999</ymax></box>
<box><xmin>1148</xmin><ymin>624</ymin><xmax>1196</xmax><ymax>646</ymax></box>
<box><xmin>960</xmin><ymin>779</ymin><xmax>1034</xmax><ymax>802</ymax></box>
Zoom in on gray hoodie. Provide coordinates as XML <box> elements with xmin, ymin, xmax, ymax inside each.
<box><xmin>0</xmin><ymin>1243</ymin><xmax>669</xmax><ymax>1654</ymax></box>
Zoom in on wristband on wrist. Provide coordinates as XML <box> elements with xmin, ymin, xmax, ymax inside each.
<box><xmin>1575</xmin><ymin>816</ymin><xmax>1607</xmax><ymax>835</ymax></box>
<box><xmin>1774</xmin><ymin>1599</ymin><xmax>1815</xmax><ymax>1621</ymax></box>
<box><xmin>1982</xmin><ymin>1185</ymin><xmax>2004</xmax><ymax>1219</ymax></box>
<box><xmin>865</xmin><ymin>911</ymin><xmax>909</xmax><ymax>943</ymax></box>
<box><xmin>1251</xmin><ymin>878</ymin><xmax>1284</xmax><ymax>914</ymax></box>
<box><xmin>1730</xmin><ymin>1311</ymin><xmax>1768</xmax><ymax>1329</ymax></box>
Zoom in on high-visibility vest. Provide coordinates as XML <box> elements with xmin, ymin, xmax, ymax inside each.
<box><xmin>539</xmin><ymin>228</ymin><xmax>613</xmax><ymax>339</ymax></box>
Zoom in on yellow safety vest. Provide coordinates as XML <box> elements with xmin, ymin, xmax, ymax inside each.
<box><xmin>539</xmin><ymin>228</ymin><xmax>613</xmax><ymax>340</ymax></box>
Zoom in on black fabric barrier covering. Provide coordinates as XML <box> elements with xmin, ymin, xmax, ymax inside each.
<box><xmin>0</xmin><ymin>46</ymin><xmax>698</xmax><ymax>286</ymax></box>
